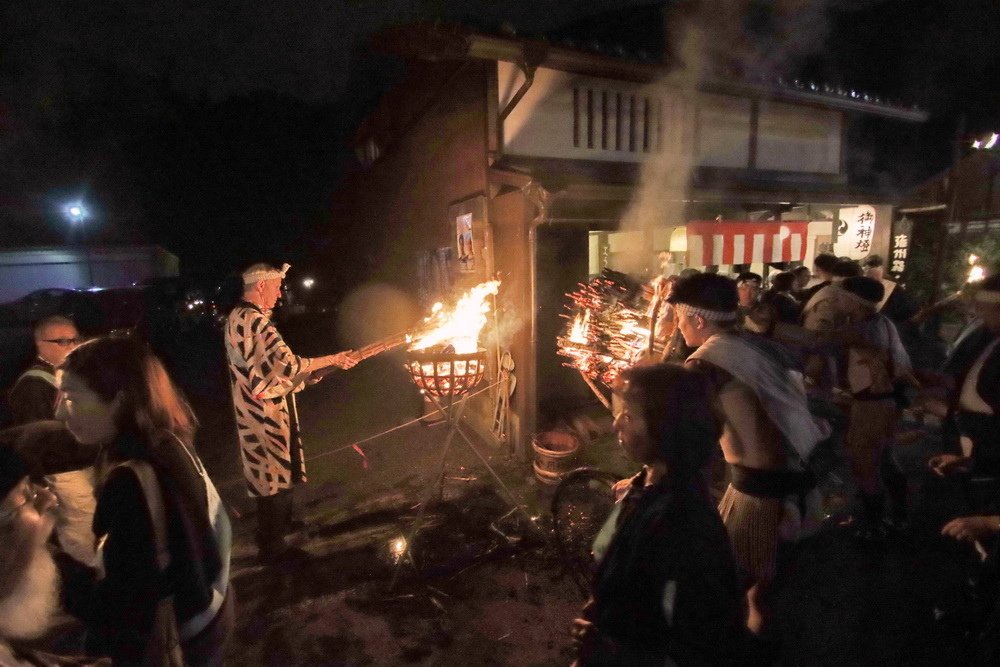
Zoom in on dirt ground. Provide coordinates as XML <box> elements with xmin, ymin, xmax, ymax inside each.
<box><xmin>16</xmin><ymin>315</ymin><xmax>981</xmax><ymax>666</ymax></box>
<box><xmin>225</xmin><ymin>482</ymin><xmax>588</xmax><ymax>666</ymax></box>
<box><xmin>135</xmin><ymin>317</ymin><xmax>975</xmax><ymax>666</ymax></box>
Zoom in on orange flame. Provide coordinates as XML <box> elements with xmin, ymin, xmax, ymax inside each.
<box><xmin>409</xmin><ymin>280</ymin><xmax>500</xmax><ymax>354</ymax></box>
<box><xmin>568</xmin><ymin>310</ymin><xmax>590</xmax><ymax>344</ymax></box>
<box><xmin>967</xmin><ymin>254</ymin><xmax>985</xmax><ymax>284</ymax></box>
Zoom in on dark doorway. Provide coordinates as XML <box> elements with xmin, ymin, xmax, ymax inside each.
<box><xmin>535</xmin><ymin>225</ymin><xmax>594</xmax><ymax>428</ymax></box>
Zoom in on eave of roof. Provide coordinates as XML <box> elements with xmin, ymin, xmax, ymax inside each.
<box><xmin>375</xmin><ymin>24</ymin><xmax>927</xmax><ymax>123</ymax></box>
<box><xmin>491</xmin><ymin>157</ymin><xmax>905</xmax><ymax>208</ymax></box>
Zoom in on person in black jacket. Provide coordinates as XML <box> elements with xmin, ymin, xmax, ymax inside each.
<box><xmin>922</xmin><ymin>275</ymin><xmax>1000</xmax><ymax>487</ymax></box>
<box><xmin>7</xmin><ymin>316</ymin><xmax>80</xmax><ymax>426</ymax></box>
<box><xmin>56</xmin><ymin>336</ymin><xmax>233</xmax><ymax>665</ymax></box>
<box><xmin>571</xmin><ymin>364</ymin><xmax>744</xmax><ymax>665</ymax></box>
<box><xmin>760</xmin><ymin>271</ymin><xmax>801</xmax><ymax>324</ymax></box>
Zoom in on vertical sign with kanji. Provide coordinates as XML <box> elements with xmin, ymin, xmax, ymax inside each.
<box><xmin>888</xmin><ymin>216</ymin><xmax>913</xmax><ymax>283</ymax></box>
<box><xmin>833</xmin><ymin>204</ymin><xmax>877</xmax><ymax>260</ymax></box>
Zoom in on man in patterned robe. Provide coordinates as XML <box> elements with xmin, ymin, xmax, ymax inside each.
<box><xmin>225</xmin><ymin>262</ymin><xmax>357</xmax><ymax>562</ymax></box>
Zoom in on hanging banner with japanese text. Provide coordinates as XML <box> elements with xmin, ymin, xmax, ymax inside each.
<box><xmin>888</xmin><ymin>217</ymin><xmax>913</xmax><ymax>283</ymax></box>
<box><xmin>833</xmin><ymin>205</ymin><xmax>876</xmax><ymax>260</ymax></box>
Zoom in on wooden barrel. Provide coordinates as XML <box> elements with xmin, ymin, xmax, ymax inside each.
<box><xmin>532</xmin><ymin>431</ymin><xmax>580</xmax><ymax>485</ymax></box>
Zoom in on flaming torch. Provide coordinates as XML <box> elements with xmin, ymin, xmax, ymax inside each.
<box><xmin>557</xmin><ymin>271</ymin><xmax>650</xmax><ymax>407</ymax></box>
<box><xmin>406</xmin><ymin>281</ymin><xmax>500</xmax><ymax>402</ymax></box>
<box><xmin>912</xmin><ymin>253</ymin><xmax>989</xmax><ymax>323</ymax></box>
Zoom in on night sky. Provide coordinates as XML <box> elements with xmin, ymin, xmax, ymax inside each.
<box><xmin>2</xmin><ymin>0</ymin><xmax>998</xmax><ymax>287</ymax></box>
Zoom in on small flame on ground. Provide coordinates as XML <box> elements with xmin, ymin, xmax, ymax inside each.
<box><xmin>409</xmin><ymin>281</ymin><xmax>500</xmax><ymax>354</ymax></box>
<box><xmin>968</xmin><ymin>254</ymin><xmax>986</xmax><ymax>284</ymax></box>
<box><xmin>389</xmin><ymin>536</ymin><xmax>408</xmax><ymax>563</ymax></box>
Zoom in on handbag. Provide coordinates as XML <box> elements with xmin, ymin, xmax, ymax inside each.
<box><xmin>121</xmin><ymin>459</ymin><xmax>185</xmax><ymax>667</ymax></box>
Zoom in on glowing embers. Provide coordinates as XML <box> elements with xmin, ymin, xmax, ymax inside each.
<box><xmin>557</xmin><ymin>270</ymin><xmax>650</xmax><ymax>386</ymax></box>
<box><xmin>406</xmin><ymin>348</ymin><xmax>488</xmax><ymax>399</ymax></box>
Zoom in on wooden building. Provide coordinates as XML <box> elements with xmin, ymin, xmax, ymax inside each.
<box><xmin>331</xmin><ymin>21</ymin><xmax>927</xmax><ymax>458</ymax></box>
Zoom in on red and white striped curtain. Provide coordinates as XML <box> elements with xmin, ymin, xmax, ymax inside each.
<box><xmin>685</xmin><ymin>221</ymin><xmax>809</xmax><ymax>266</ymax></box>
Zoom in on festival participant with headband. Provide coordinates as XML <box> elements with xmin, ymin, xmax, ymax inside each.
<box><xmin>735</xmin><ymin>271</ymin><xmax>763</xmax><ymax>325</ymax></box>
<box><xmin>224</xmin><ymin>262</ymin><xmax>358</xmax><ymax>564</ymax></box>
<box><xmin>922</xmin><ymin>273</ymin><xmax>1000</xmax><ymax>491</ymax></box>
<box><xmin>669</xmin><ymin>273</ymin><xmax>830</xmax><ymax>639</ymax></box>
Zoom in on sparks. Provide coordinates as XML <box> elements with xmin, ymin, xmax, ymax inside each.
<box><xmin>556</xmin><ymin>271</ymin><xmax>650</xmax><ymax>385</ymax></box>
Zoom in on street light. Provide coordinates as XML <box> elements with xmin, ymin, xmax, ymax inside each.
<box><xmin>302</xmin><ymin>277</ymin><xmax>315</xmax><ymax>289</ymax></box>
<box><xmin>63</xmin><ymin>202</ymin><xmax>87</xmax><ymax>225</ymax></box>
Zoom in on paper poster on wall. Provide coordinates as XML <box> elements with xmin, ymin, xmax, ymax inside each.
<box><xmin>456</xmin><ymin>212</ymin><xmax>475</xmax><ymax>272</ymax></box>
<box><xmin>833</xmin><ymin>205</ymin><xmax>876</xmax><ymax>260</ymax></box>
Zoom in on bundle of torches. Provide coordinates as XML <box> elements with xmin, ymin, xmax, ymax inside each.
<box><xmin>557</xmin><ymin>271</ymin><xmax>650</xmax><ymax>386</ymax></box>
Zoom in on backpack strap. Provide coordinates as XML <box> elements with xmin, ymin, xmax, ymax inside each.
<box><xmin>119</xmin><ymin>460</ymin><xmax>171</xmax><ymax>573</ymax></box>
<box><xmin>19</xmin><ymin>368</ymin><xmax>58</xmax><ymax>387</ymax></box>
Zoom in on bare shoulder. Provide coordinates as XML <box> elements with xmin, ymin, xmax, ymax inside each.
<box><xmin>716</xmin><ymin>375</ymin><xmax>759</xmax><ymax>409</ymax></box>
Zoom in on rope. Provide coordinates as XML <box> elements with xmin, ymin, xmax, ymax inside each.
<box><xmin>217</xmin><ymin>379</ymin><xmax>503</xmax><ymax>493</ymax></box>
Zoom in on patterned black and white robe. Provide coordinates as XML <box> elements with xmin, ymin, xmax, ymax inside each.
<box><xmin>225</xmin><ymin>302</ymin><xmax>314</xmax><ymax>497</ymax></box>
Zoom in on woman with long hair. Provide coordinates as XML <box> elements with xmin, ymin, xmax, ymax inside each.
<box><xmin>56</xmin><ymin>336</ymin><xmax>232</xmax><ymax>665</ymax></box>
<box><xmin>571</xmin><ymin>363</ymin><xmax>745</xmax><ymax>665</ymax></box>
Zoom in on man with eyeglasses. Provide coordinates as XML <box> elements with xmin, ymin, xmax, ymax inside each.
<box><xmin>5</xmin><ymin>315</ymin><xmax>98</xmax><ymax>623</ymax></box>
<box><xmin>8</xmin><ymin>315</ymin><xmax>80</xmax><ymax>425</ymax></box>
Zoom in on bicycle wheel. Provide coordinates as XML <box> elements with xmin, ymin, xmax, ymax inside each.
<box><xmin>551</xmin><ymin>467</ymin><xmax>622</xmax><ymax>598</ymax></box>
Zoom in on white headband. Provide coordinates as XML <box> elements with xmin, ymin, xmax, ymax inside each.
<box><xmin>243</xmin><ymin>263</ymin><xmax>290</xmax><ymax>285</ymax></box>
<box><xmin>673</xmin><ymin>301</ymin><xmax>738</xmax><ymax>322</ymax></box>
<box><xmin>974</xmin><ymin>290</ymin><xmax>1000</xmax><ymax>305</ymax></box>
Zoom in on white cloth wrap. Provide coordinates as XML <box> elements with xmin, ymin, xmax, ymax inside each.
<box><xmin>688</xmin><ymin>333</ymin><xmax>831</xmax><ymax>463</ymax></box>
<box><xmin>673</xmin><ymin>301</ymin><xmax>737</xmax><ymax>322</ymax></box>
<box><xmin>242</xmin><ymin>262</ymin><xmax>290</xmax><ymax>284</ymax></box>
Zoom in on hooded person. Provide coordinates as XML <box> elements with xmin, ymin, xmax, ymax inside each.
<box><xmin>668</xmin><ymin>273</ymin><xmax>829</xmax><ymax>636</ymax></box>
